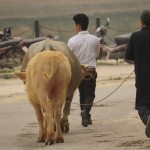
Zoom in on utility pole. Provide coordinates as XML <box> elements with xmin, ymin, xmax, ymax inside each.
<box><xmin>96</xmin><ymin>18</ymin><xmax>100</xmax><ymax>29</ymax></box>
<box><xmin>34</xmin><ymin>21</ymin><xmax>40</xmax><ymax>37</ymax></box>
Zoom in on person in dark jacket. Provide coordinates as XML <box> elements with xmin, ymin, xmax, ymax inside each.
<box><xmin>125</xmin><ymin>10</ymin><xmax>150</xmax><ymax>138</ymax></box>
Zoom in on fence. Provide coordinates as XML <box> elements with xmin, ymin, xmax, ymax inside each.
<box><xmin>1</xmin><ymin>18</ymin><xmax>140</xmax><ymax>44</ymax></box>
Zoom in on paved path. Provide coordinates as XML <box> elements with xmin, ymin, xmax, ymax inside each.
<box><xmin>96</xmin><ymin>63</ymin><xmax>134</xmax><ymax>81</ymax></box>
<box><xmin>1</xmin><ymin>63</ymin><xmax>150</xmax><ymax>150</ymax></box>
<box><xmin>1</xmin><ymin>77</ymin><xmax>150</xmax><ymax>150</ymax></box>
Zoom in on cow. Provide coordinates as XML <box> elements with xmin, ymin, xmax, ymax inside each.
<box><xmin>15</xmin><ymin>50</ymin><xmax>72</xmax><ymax>145</ymax></box>
<box><xmin>17</xmin><ymin>38</ymin><xmax>81</xmax><ymax>133</ymax></box>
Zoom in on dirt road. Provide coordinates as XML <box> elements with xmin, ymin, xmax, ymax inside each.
<box><xmin>0</xmin><ymin>64</ymin><xmax>150</xmax><ymax>150</ymax></box>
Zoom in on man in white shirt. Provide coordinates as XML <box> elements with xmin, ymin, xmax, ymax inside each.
<box><xmin>68</xmin><ymin>13</ymin><xmax>100</xmax><ymax>127</ymax></box>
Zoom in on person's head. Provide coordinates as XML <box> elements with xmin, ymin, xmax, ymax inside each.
<box><xmin>73</xmin><ymin>13</ymin><xmax>89</xmax><ymax>32</ymax></box>
<box><xmin>140</xmin><ymin>10</ymin><xmax>150</xmax><ymax>27</ymax></box>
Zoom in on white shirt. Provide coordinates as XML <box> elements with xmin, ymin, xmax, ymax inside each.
<box><xmin>68</xmin><ymin>31</ymin><xmax>100</xmax><ymax>68</ymax></box>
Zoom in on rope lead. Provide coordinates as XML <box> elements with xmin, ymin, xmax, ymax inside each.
<box><xmin>66</xmin><ymin>70</ymin><xmax>134</xmax><ymax>106</ymax></box>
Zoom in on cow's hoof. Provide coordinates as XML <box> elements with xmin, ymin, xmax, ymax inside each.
<box><xmin>61</xmin><ymin>119</ymin><xmax>69</xmax><ymax>133</ymax></box>
<box><xmin>37</xmin><ymin>136</ymin><xmax>45</xmax><ymax>143</ymax></box>
<box><xmin>45</xmin><ymin>133</ymin><xmax>55</xmax><ymax>145</ymax></box>
<box><xmin>56</xmin><ymin>137</ymin><xmax>64</xmax><ymax>143</ymax></box>
<box><xmin>45</xmin><ymin>139</ymin><xmax>54</xmax><ymax>145</ymax></box>
<box><xmin>64</xmin><ymin>123</ymin><xmax>69</xmax><ymax>133</ymax></box>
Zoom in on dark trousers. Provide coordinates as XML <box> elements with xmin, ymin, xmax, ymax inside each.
<box><xmin>137</xmin><ymin>105</ymin><xmax>150</xmax><ymax>125</ymax></box>
<box><xmin>78</xmin><ymin>71</ymin><xmax>97</xmax><ymax>115</ymax></box>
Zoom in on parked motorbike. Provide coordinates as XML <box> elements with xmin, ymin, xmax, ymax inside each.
<box><xmin>0</xmin><ymin>39</ymin><xmax>25</xmax><ymax>69</ymax></box>
<box><xmin>0</xmin><ymin>27</ymin><xmax>59</xmax><ymax>69</ymax></box>
<box><xmin>0</xmin><ymin>27</ymin><xmax>13</xmax><ymax>42</ymax></box>
<box><xmin>0</xmin><ymin>27</ymin><xmax>26</xmax><ymax>68</ymax></box>
<box><xmin>95</xmin><ymin>18</ymin><xmax>131</xmax><ymax>64</ymax></box>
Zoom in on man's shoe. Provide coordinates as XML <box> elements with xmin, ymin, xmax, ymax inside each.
<box><xmin>81</xmin><ymin>110</ymin><xmax>88</xmax><ymax>127</ymax></box>
<box><xmin>87</xmin><ymin>114</ymin><xmax>92</xmax><ymax>125</ymax></box>
<box><xmin>88</xmin><ymin>118</ymin><xmax>92</xmax><ymax>125</ymax></box>
<box><xmin>145</xmin><ymin>116</ymin><xmax>150</xmax><ymax>138</ymax></box>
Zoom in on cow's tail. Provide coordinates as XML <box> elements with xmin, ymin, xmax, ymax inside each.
<box><xmin>43</xmin><ymin>59</ymin><xmax>58</xmax><ymax>80</ymax></box>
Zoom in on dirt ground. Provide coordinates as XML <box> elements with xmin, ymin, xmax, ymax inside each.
<box><xmin>1</xmin><ymin>63</ymin><xmax>150</xmax><ymax>150</ymax></box>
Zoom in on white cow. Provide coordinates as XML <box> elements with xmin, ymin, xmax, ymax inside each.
<box><xmin>20</xmin><ymin>39</ymin><xmax>81</xmax><ymax>133</ymax></box>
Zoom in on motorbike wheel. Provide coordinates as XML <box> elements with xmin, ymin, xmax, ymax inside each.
<box><xmin>7</xmin><ymin>48</ymin><xmax>25</xmax><ymax>68</ymax></box>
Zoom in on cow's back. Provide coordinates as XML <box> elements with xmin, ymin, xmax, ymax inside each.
<box><xmin>28</xmin><ymin>39</ymin><xmax>81</xmax><ymax>97</ymax></box>
<box><xmin>55</xmin><ymin>42</ymin><xmax>81</xmax><ymax>97</ymax></box>
<box><xmin>26</xmin><ymin>50</ymin><xmax>71</xmax><ymax>104</ymax></box>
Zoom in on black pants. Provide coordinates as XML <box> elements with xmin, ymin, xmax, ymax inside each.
<box><xmin>137</xmin><ymin>105</ymin><xmax>150</xmax><ymax>125</ymax></box>
<box><xmin>78</xmin><ymin>71</ymin><xmax>97</xmax><ymax>114</ymax></box>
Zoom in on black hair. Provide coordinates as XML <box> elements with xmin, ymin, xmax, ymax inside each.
<box><xmin>73</xmin><ymin>13</ymin><xmax>89</xmax><ymax>30</ymax></box>
<box><xmin>143</xmin><ymin>20</ymin><xmax>150</xmax><ymax>26</ymax></box>
<box><xmin>140</xmin><ymin>10</ymin><xmax>150</xmax><ymax>26</ymax></box>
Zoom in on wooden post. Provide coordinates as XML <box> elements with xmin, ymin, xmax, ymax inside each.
<box><xmin>96</xmin><ymin>18</ymin><xmax>100</xmax><ymax>28</ymax></box>
<box><xmin>34</xmin><ymin>21</ymin><xmax>40</xmax><ymax>37</ymax></box>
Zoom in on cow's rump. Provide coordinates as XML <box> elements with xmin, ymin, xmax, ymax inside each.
<box><xmin>16</xmin><ymin>50</ymin><xmax>71</xmax><ymax>145</ymax></box>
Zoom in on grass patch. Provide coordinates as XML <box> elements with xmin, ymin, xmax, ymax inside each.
<box><xmin>97</xmin><ymin>60</ymin><xmax>117</xmax><ymax>66</ymax></box>
<box><xmin>0</xmin><ymin>68</ymin><xmax>15</xmax><ymax>79</ymax></box>
<box><xmin>2</xmin><ymin>74</ymin><xmax>12</xmax><ymax>79</ymax></box>
<box><xmin>0</xmin><ymin>68</ymin><xmax>14</xmax><ymax>74</ymax></box>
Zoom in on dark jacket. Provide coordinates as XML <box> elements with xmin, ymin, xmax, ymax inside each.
<box><xmin>125</xmin><ymin>27</ymin><xmax>150</xmax><ymax>108</ymax></box>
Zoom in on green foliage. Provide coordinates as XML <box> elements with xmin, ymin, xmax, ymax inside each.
<box><xmin>3</xmin><ymin>74</ymin><xmax>11</xmax><ymax>79</ymax></box>
<box><xmin>0</xmin><ymin>68</ymin><xmax>14</xmax><ymax>74</ymax></box>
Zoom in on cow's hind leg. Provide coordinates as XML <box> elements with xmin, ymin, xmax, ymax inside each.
<box><xmin>44</xmin><ymin>99</ymin><xmax>55</xmax><ymax>145</ymax></box>
<box><xmin>32</xmin><ymin>104</ymin><xmax>46</xmax><ymax>143</ymax></box>
<box><xmin>54</xmin><ymin>96</ymin><xmax>65</xmax><ymax>143</ymax></box>
<box><xmin>61</xmin><ymin>95</ymin><xmax>73</xmax><ymax>133</ymax></box>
